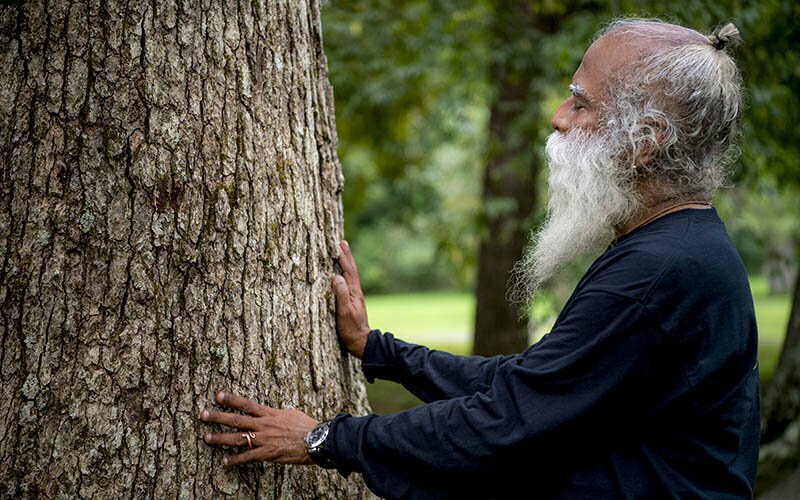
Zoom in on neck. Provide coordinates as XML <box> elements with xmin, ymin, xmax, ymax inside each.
<box><xmin>615</xmin><ymin>198</ymin><xmax>712</xmax><ymax>239</ymax></box>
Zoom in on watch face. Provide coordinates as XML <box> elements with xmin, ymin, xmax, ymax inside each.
<box><xmin>306</xmin><ymin>422</ymin><xmax>329</xmax><ymax>449</ymax></box>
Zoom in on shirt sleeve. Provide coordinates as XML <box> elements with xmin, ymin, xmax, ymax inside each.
<box><xmin>361</xmin><ymin>329</ymin><xmax>519</xmax><ymax>402</ymax></box>
<box><xmin>332</xmin><ymin>291</ymin><xmax>672</xmax><ymax>499</ymax></box>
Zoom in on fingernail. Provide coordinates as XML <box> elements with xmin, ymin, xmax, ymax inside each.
<box><xmin>334</xmin><ymin>276</ymin><xmax>344</xmax><ymax>285</ymax></box>
<box><xmin>204</xmin><ymin>433</ymin><xmax>212</xmax><ymax>442</ymax></box>
<box><xmin>200</xmin><ymin>410</ymin><xmax>209</xmax><ymax>420</ymax></box>
<box><xmin>343</xmin><ymin>240</ymin><xmax>349</xmax><ymax>249</ymax></box>
<box><xmin>216</xmin><ymin>391</ymin><xmax>225</xmax><ymax>402</ymax></box>
<box><xmin>223</xmin><ymin>457</ymin><xmax>229</xmax><ymax>465</ymax></box>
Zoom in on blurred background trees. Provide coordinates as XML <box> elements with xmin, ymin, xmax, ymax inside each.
<box><xmin>321</xmin><ymin>0</ymin><xmax>799</xmax><ymax>495</ymax></box>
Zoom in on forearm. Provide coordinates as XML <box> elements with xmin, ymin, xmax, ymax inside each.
<box><xmin>329</xmin><ymin>357</ymin><xmax>587</xmax><ymax>499</ymax></box>
<box><xmin>362</xmin><ymin>330</ymin><xmax>516</xmax><ymax>402</ymax></box>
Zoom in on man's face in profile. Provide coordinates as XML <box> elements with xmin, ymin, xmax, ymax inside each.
<box><xmin>509</xmin><ymin>35</ymin><xmax>642</xmax><ymax>304</ymax></box>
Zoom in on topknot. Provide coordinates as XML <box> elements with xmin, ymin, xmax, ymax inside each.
<box><xmin>709</xmin><ymin>23</ymin><xmax>742</xmax><ymax>52</ymax></box>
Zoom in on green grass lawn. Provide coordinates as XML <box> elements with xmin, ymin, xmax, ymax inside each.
<box><xmin>364</xmin><ymin>276</ymin><xmax>792</xmax><ymax>414</ymax></box>
<box><xmin>749</xmin><ymin>276</ymin><xmax>793</xmax><ymax>384</ymax></box>
<box><xmin>366</xmin><ymin>292</ymin><xmax>475</xmax><ymax>342</ymax></box>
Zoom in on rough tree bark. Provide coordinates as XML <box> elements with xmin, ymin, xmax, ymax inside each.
<box><xmin>0</xmin><ymin>1</ymin><xmax>371</xmax><ymax>498</ymax></box>
<box><xmin>758</xmin><ymin>274</ymin><xmax>800</xmax><ymax>495</ymax></box>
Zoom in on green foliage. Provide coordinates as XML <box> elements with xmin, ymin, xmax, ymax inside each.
<box><xmin>322</xmin><ymin>0</ymin><xmax>800</xmax><ymax>293</ymax></box>
<box><xmin>322</xmin><ymin>0</ymin><xmax>490</xmax><ymax>291</ymax></box>
<box><xmin>733</xmin><ymin>0</ymin><xmax>799</xmax><ymax>187</ymax></box>
<box><xmin>716</xmin><ymin>182</ymin><xmax>799</xmax><ymax>291</ymax></box>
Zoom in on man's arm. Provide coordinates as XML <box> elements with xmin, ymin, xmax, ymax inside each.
<box><xmin>332</xmin><ymin>240</ymin><xmax>511</xmax><ymax>401</ymax></box>
<box><xmin>327</xmin><ymin>291</ymin><xmax>670</xmax><ymax>498</ymax></box>
<box><xmin>360</xmin><ymin>329</ymin><xmax>518</xmax><ymax>402</ymax></box>
<box><xmin>200</xmin><ymin>290</ymin><xmax>670</xmax><ymax>499</ymax></box>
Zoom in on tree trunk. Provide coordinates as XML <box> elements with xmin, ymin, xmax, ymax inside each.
<box><xmin>472</xmin><ymin>0</ymin><xmax>543</xmax><ymax>357</ymax></box>
<box><xmin>758</xmin><ymin>273</ymin><xmax>800</xmax><ymax>495</ymax></box>
<box><xmin>0</xmin><ymin>1</ymin><xmax>371</xmax><ymax>498</ymax></box>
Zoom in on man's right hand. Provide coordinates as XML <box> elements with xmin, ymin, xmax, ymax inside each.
<box><xmin>332</xmin><ymin>240</ymin><xmax>370</xmax><ymax>359</ymax></box>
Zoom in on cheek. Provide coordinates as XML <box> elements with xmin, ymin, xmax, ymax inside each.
<box><xmin>575</xmin><ymin>110</ymin><xmax>600</xmax><ymax>130</ymax></box>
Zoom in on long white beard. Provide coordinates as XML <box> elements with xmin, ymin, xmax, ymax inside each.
<box><xmin>510</xmin><ymin>129</ymin><xmax>641</xmax><ymax>306</ymax></box>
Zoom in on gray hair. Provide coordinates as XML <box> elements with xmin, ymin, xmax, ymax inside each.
<box><xmin>599</xmin><ymin>19</ymin><xmax>743</xmax><ymax>201</ymax></box>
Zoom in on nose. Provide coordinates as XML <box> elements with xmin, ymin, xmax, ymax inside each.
<box><xmin>550</xmin><ymin>100</ymin><xmax>570</xmax><ymax>133</ymax></box>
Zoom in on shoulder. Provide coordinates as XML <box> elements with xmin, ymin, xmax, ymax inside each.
<box><xmin>567</xmin><ymin>207</ymin><xmax>756</xmax><ymax>383</ymax></box>
<box><xmin>580</xmin><ymin>208</ymin><xmax>747</xmax><ymax>305</ymax></box>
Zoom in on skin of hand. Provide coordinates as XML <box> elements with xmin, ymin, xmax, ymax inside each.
<box><xmin>200</xmin><ymin>391</ymin><xmax>319</xmax><ymax>467</ymax></box>
<box><xmin>332</xmin><ymin>240</ymin><xmax>371</xmax><ymax>359</ymax></box>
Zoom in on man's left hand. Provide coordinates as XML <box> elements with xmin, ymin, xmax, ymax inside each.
<box><xmin>200</xmin><ymin>391</ymin><xmax>318</xmax><ymax>467</ymax></box>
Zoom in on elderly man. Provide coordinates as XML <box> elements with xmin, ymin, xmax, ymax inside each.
<box><xmin>200</xmin><ymin>19</ymin><xmax>759</xmax><ymax>499</ymax></box>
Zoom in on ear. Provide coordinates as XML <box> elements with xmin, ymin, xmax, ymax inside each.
<box><xmin>632</xmin><ymin>115</ymin><xmax>671</xmax><ymax>170</ymax></box>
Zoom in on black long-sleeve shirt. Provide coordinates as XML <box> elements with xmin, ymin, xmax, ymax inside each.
<box><xmin>326</xmin><ymin>208</ymin><xmax>760</xmax><ymax>499</ymax></box>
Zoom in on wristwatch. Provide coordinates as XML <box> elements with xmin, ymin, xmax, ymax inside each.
<box><xmin>305</xmin><ymin>419</ymin><xmax>336</xmax><ymax>469</ymax></box>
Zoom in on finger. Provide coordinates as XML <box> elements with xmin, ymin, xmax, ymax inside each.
<box><xmin>224</xmin><ymin>448</ymin><xmax>266</xmax><ymax>467</ymax></box>
<box><xmin>215</xmin><ymin>391</ymin><xmax>268</xmax><ymax>416</ymax></box>
<box><xmin>332</xmin><ymin>275</ymin><xmax>352</xmax><ymax>309</ymax></box>
<box><xmin>204</xmin><ymin>431</ymin><xmax>256</xmax><ymax>449</ymax></box>
<box><xmin>338</xmin><ymin>240</ymin><xmax>362</xmax><ymax>295</ymax></box>
<box><xmin>200</xmin><ymin>409</ymin><xmax>258</xmax><ymax>430</ymax></box>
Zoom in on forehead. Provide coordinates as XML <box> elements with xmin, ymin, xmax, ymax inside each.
<box><xmin>572</xmin><ymin>34</ymin><xmax>640</xmax><ymax>101</ymax></box>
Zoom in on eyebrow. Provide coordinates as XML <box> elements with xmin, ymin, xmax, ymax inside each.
<box><xmin>569</xmin><ymin>83</ymin><xmax>591</xmax><ymax>103</ymax></box>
